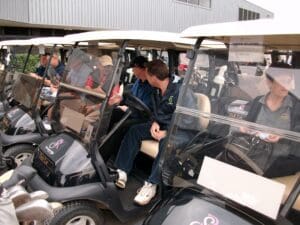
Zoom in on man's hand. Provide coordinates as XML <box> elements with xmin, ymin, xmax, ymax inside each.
<box><xmin>150</xmin><ymin>121</ymin><xmax>167</xmax><ymax>141</ymax></box>
<box><xmin>108</xmin><ymin>94</ymin><xmax>122</xmax><ymax>105</ymax></box>
<box><xmin>50</xmin><ymin>84</ymin><xmax>58</xmax><ymax>93</ymax></box>
<box><xmin>94</xmin><ymin>86</ymin><xmax>105</xmax><ymax>94</ymax></box>
<box><xmin>84</xmin><ymin>105</ymin><xmax>97</xmax><ymax>115</ymax></box>
<box><xmin>29</xmin><ymin>73</ymin><xmax>39</xmax><ymax>78</ymax></box>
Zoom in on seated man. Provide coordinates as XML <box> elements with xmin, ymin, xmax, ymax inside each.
<box><xmin>84</xmin><ymin>55</ymin><xmax>114</xmax><ymax>116</ymax></box>
<box><xmin>82</xmin><ymin>55</ymin><xmax>119</xmax><ymax>130</ymax></box>
<box><xmin>31</xmin><ymin>53</ymin><xmax>50</xmax><ymax>77</ymax></box>
<box><xmin>109</xmin><ymin>55</ymin><xmax>154</xmax><ymax>115</ymax></box>
<box><xmin>85</xmin><ymin>55</ymin><xmax>114</xmax><ymax>94</ymax></box>
<box><xmin>47</xmin><ymin>52</ymin><xmax>65</xmax><ymax>86</ymax></box>
<box><xmin>99</xmin><ymin>56</ymin><xmax>155</xmax><ymax>161</ymax></box>
<box><xmin>30</xmin><ymin>52</ymin><xmax>64</xmax><ymax>86</ymax></box>
<box><xmin>66</xmin><ymin>53</ymin><xmax>92</xmax><ymax>88</ymax></box>
<box><xmin>114</xmin><ymin>59</ymin><xmax>181</xmax><ymax>206</ymax></box>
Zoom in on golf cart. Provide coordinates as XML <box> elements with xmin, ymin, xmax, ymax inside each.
<box><xmin>0</xmin><ymin>37</ymin><xmax>74</xmax><ymax>170</ymax></box>
<box><xmin>0</xmin><ymin>39</ymin><xmax>34</xmax><ymax>121</ymax></box>
<box><xmin>143</xmin><ymin>19</ymin><xmax>300</xmax><ymax>225</ymax></box>
<box><xmin>1</xmin><ymin>30</ymin><xmax>204</xmax><ymax>225</ymax></box>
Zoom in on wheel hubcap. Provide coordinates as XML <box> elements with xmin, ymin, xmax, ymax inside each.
<box><xmin>15</xmin><ymin>152</ymin><xmax>32</xmax><ymax>166</ymax></box>
<box><xmin>66</xmin><ymin>215</ymin><xmax>96</xmax><ymax>225</ymax></box>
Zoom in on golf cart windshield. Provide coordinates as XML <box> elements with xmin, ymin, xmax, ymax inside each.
<box><xmin>9</xmin><ymin>44</ymin><xmax>58</xmax><ymax>109</ymax></box>
<box><xmin>12</xmin><ymin>73</ymin><xmax>43</xmax><ymax>109</ymax></box>
<box><xmin>162</xmin><ymin>22</ymin><xmax>300</xmax><ymax>218</ymax></box>
<box><xmin>51</xmin><ymin>48</ymin><xmax>114</xmax><ymax>143</ymax></box>
<box><xmin>0</xmin><ymin>44</ymin><xmax>33</xmax><ymax>94</ymax></box>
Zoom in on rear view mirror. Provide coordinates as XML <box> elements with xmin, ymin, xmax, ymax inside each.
<box><xmin>186</xmin><ymin>49</ymin><xmax>195</xmax><ymax>60</ymax></box>
<box><xmin>255</xmin><ymin>66</ymin><xmax>264</xmax><ymax>76</ymax></box>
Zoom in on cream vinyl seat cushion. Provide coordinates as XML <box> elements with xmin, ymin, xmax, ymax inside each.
<box><xmin>140</xmin><ymin>93</ymin><xmax>211</xmax><ymax>159</ymax></box>
<box><xmin>273</xmin><ymin>172</ymin><xmax>300</xmax><ymax>211</ymax></box>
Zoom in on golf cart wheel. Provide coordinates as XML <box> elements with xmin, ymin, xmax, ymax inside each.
<box><xmin>49</xmin><ymin>201</ymin><xmax>104</xmax><ymax>225</ymax></box>
<box><xmin>4</xmin><ymin>144</ymin><xmax>35</xmax><ymax>167</ymax></box>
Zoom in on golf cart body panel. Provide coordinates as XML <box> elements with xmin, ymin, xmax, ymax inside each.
<box><xmin>145</xmin><ymin>188</ymin><xmax>264</xmax><ymax>225</ymax></box>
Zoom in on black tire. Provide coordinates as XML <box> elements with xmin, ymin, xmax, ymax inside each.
<box><xmin>49</xmin><ymin>201</ymin><xmax>105</xmax><ymax>225</ymax></box>
<box><xmin>4</xmin><ymin>144</ymin><xmax>35</xmax><ymax>167</ymax></box>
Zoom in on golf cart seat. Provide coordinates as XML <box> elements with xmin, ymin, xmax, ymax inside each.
<box><xmin>140</xmin><ymin>93</ymin><xmax>211</xmax><ymax>158</ymax></box>
<box><xmin>273</xmin><ymin>172</ymin><xmax>300</xmax><ymax>211</ymax></box>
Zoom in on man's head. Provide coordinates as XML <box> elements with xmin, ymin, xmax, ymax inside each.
<box><xmin>98</xmin><ymin>55</ymin><xmax>113</xmax><ymax>80</ymax></box>
<box><xmin>130</xmin><ymin>56</ymin><xmax>148</xmax><ymax>80</ymax></box>
<box><xmin>99</xmin><ymin>55</ymin><xmax>113</xmax><ymax>67</ymax></box>
<box><xmin>146</xmin><ymin>59</ymin><xmax>169</xmax><ymax>88</ymax></box>
<box><xmin>50</xmin><ymin>53</ymin><xmax>60</xmax><ymax>68</ymax></box>
<box><xmin>40</xmin><ymin>53</ymin><xmax>50</xmax><ymax>66</ymax></box>
<box><xmin>265</xmin><ymin>62</ymin><xmax>294</xmax><ymax>98</ymax></box>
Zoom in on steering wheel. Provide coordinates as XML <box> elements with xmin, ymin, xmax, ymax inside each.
<box><xmin>221</xmin><ymin>131</ymin><xmax>271</xmax><ymax>175</ymax></box>
<box><xmin>123</xmin><ymin>93</ymin><xmax>152</xmax><ymax>118</ymax></box>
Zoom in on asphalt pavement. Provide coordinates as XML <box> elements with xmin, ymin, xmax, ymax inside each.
<box><xmin>104</xmin><ymin>210</ymin><xmax>144</xmax><ymax>225</ymax></box>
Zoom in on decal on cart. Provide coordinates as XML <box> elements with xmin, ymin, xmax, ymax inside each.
<box><xmin>189</xmin><ymin>214</ymin><xmax>219</xmax><ymax>225</ymax></box>
<box><xmin>45</xmin><ymin>138</ymin><xmax>64</xmax><ymax>155</ymax></box>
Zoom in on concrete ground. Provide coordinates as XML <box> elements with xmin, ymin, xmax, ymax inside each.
<box><xmin>103</xmin><ymin>210</ymin><xmax>144</xmax><ymax>225</ymax></box>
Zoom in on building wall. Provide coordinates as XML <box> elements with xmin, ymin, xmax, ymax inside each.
<box><xmin>1</xmin><ymin>0</ymin><xmax>273</xmax><ymax>32</ymax></box>
<box><xmin>0</xmin><ymin>0</ymin><xmax>29</xmax><ymax>22</ymax></box>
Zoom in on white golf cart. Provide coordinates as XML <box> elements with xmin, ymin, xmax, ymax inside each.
<box><xmin>144</xmin><ymin>19</ymin><xmax>300</xmax><ymax>225</ymax></box>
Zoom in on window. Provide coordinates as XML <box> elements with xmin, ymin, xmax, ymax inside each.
<box><xmin>176</xmin><ymin>0</ymin><xmax>211</xmax><ymax>8</ymax></box>
<box><xmin>239</xmin><ymin>8</ymin><xmax>260</xmax><ymax>21</ymax></box>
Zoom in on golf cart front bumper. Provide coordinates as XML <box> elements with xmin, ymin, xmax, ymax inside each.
<box><xmin>0</xmin><ymin>130</ymin><xmax>46</xmax><ymax>147</ymax></box>
<box><xmin>2</xmin><ymin>163</ymin><xmax>109</xmax><ymax>204</ymax></box>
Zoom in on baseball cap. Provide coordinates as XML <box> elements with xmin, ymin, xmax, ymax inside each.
<box><xmin>99</xmin><ymin>55</ymin><xmax>113</xmax><ymax>67</ymax></box>
<box><xmin>129</xmin><ymin>56</ymin><xmax>148</xmax><ymax>68</ymax></box>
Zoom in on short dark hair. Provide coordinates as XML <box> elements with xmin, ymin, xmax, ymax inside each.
<box><xmin>146</xmin><ymin>59</ymin><xmax>169</xmax><ymax>81</ymax></box>
<box><xmin>129</xmin><ymin>56</ymin><xmax>148</xmax><ymax>68</ymax></box>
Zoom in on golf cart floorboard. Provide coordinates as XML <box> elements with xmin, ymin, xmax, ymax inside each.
<box><xmin>117</xmin><ymin>176</ymin><xmax>144</xmax><ymax>210</ymax></box>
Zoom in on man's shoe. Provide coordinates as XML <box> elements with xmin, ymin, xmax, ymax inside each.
<box><xmin>134</xmin><ymin>181</ymin><xmax>157</xmax><ymax>206</ymax></box>
<box><xmin>115</xmin><ymin>169</ymin><xmax>127</xmax><ymax>189</ymax></box>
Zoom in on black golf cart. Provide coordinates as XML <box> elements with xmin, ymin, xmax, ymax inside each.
<box><xmin>0</xmin><ymin>39</ymin><xmax>34</xmax><ymax>121</ymax></box>
<box><xmin>0</xmin><ymin>37</ymin><xmax>74</xmax><ymax>170</ymax></box>
<box><xmin>143</xmin><ymin>19</ymin><xmax>300</xmax><ymax>225</ymax></box>
<box><xmin>1</xmin><ymin>30</ymin><xmax>200</xmax><ymax>225</ymax></box>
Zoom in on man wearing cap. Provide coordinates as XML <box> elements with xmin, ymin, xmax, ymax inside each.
<box><xmin>83</xmin><ymin>55</ymin><xmax>114</xmax><ymax>125</ymax></box>
<box><xmin>109</xmin><ymin>55</ymin><xmax>153</xmax><ymax>108</ymax></box>
<box><xmin>85</xmin><ymin>55</ymin><xmax>114</xmax><ymax>94</ymax></box>
<box><xmin>100</xmin><ymin>56</ymin><xmax>155</xmax><ymax>161</ymax></box>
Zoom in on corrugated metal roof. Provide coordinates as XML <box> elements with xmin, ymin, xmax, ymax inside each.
<box><xmin>1</xmin><ymin>0</ymin><xmax>273</xmax><ymax>32</ymax></box>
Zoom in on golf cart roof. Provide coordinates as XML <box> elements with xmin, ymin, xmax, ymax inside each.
<box><xmin>29</xmin><ymin>36</ymin><xmax>75</xmax><ymax>46</ymax></box>
<box><xmin>64</xmin><ymin>30</ymin><xmax>196</xmax><ymax>50</ymax></box>
<box><xmin>0</xmin><ymin>37</ymin><xmax>74</xmax><ymax>48</ymax></box>
<box><xmin>181</xmin><ymin>19</ymin><xmax>300</xmax><ymax>50</ymax></box>
<box><xmin>0</xmin><ymin>39</ymin><xmax>33</xmax><ymax>47</ymax></box>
